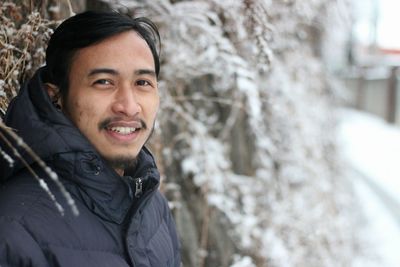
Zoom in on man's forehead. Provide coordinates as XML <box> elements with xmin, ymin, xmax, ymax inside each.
<box><xmin>70</xmin><ymin>31</ymin><xmax>155</xmax><ymax>71</ymax></box>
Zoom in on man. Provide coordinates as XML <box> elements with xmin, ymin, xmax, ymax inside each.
<box><xmin>0</xmin><ymin>11</ymin><xmax>180</xmax><ymax>267</ymax></box>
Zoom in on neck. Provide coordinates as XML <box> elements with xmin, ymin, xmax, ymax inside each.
<box><xmin>115</xmin><ymin>168</ymin><xmax>124</xmax><ymax>176</ymax></box>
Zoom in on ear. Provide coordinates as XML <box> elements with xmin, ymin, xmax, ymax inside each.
<box><xmin>44</xmin><ymin>83</ymin><xmax>63</xmax><ymax>109</ymax></box>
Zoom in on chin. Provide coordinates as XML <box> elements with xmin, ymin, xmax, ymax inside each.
<box><xmin>102</xmin><ymin>154</ymin><xmax>138</xmax><ymax>171</ymax></box>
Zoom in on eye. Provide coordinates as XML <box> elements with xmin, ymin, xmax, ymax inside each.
<box><xmin>94</xmin><ymin>79</ymin><xmax>113</xmax><ymax>85</ymax></box>
<box><xmin>136</xmin><ymin>80</ymin><xmax>152</xmax><ymax>87</ymax></box>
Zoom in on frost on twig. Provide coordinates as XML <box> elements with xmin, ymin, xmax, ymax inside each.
<box><xmin>0</xmin><ymin>146</ymin><xmax>14</xmax><ymax>167</ymax></box>
<box><xmin>0</xmin><ymin>123</ymin><xmax>79</xmax><ymax>216</ymax></box>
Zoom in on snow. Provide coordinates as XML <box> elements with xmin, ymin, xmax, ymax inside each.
<box><xmin>338</xmin><ymin>108</ymin><xmax>400</xmax><ymax>267</ymax></box>
<box><xmin>353</xmin><ymin>177</ymin><xmax>400</xmax><ymax>267</ymax></box>
<box><xmin>230</xmin><ymin>255</ymin><xmax>256</xmax><ymax>267</ymax></box>
<box><xmin>340</xmin><ymin>110</ymin><xmax>400</xmax><ymax>200</ymax></box>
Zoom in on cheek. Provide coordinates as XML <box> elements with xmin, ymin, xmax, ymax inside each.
<box><xmin>153</xmin><ymin>95</ymin><xmax>160</xmax><ymax>114</ymax></box>
<box><xmin>142</xmin><ymin>96</ymin><xmax>159</xmax><ymax>117</ymax></box>
<box><xmin>67</xmin><ymin>99</ymin><xmax>97</xmax><ymax>128</ymax></box>
<box><xmin>80</xmin><ymin>105</ymin><xmax>98</xmax><ymax>128</ymax></box>
<box><xmin>150</xmin><ymin>101</ymin><xmax>159</xmax><ymax>120</ymax></box>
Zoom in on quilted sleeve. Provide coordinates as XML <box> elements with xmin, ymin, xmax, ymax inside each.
<box><xmin>0</xmin><ymin>217</ymin><xmax>50</xmax><ymax>267</ymax></box>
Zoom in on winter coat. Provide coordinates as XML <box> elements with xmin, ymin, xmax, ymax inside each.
<box><xmin>0</xmin><ymin>68</ymin><xmax>181</xmax><ymax>267</ymax></box>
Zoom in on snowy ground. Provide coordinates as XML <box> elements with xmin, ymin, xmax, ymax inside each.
<box><xmin>338</xmin><ymin>108</ymin><xmax>400</xmax><ymax>267</ymax></box>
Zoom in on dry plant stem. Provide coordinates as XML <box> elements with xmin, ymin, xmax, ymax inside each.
<box><xmin>0</xmin><ymin>130</ymin><xmax>64</xmax><ymax>215</ymax></box>
<box><xmin>218</xmin><ymin>91</ymin><xmax>244</xmax><ymax>141</ymax></box>
<box><xmin>163</xmin><ymin>98</ymin><xmax>212</xmax><ymax>266</ymax></box>
<box><xmin>4</xmin><ymin>44</ymin><xmax>28</xmax><ymax>82</ymax></box>
<box><xmin>65</xmin><ymin>0</ymin><xmax>75</xmax><ymax>16</ymax></box>
<box><xmin>165</xmin><ymin>104</ymin><xmax>199</xmax><ymax>132</ymax></box>
<box><xmin>197</xmin><ymin>132</ymin><xmax>213</xmax><ymax>267</ymax></box>
<box><xmin>4</xmin><ymin>12</ymin><xmax>41</xmax><ymax>80</ymax></box>
<box><xmin>199</xmin><ymin>128</ymin><xmax>211</xmax><ymax>267</ymax></box>
<box><xmin>0</xmin><ymin>123</ymin><xmax>79</xmax><ymax>216</ymax></box>
<box><xmin>172</xmin><ymin>95</ymin><xmax>245</xmax><ymax>110</ymax></box>
<box><xmin>198</xmin><ymin>185</ymin><xmax>211</xmax><ymax>267</ymax></box>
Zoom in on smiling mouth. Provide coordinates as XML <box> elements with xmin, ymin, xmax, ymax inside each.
<box><xmin>106</xmin><ymin>126</ymin><xmax>139</xmax><ymax>135</ymax></box>
<box><xmin>99</xmin><ymin>117</ymin><xmax>147</xmax><ymax>133</ymax></box>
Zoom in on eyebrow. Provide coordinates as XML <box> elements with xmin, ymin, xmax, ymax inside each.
<box><xmin>134</xmin><ymin>69</ymin><xmax>157</xmax><ymax>77</ymax></box>
<box><xmin>87</xmin><ymin>68</ymin><xmax>156</xmax><ymax>77</ymax></box>
<box><xmin>88</xmin><ymin>68</ymin><xmax>119</xmax><ymax>77</ymax></box>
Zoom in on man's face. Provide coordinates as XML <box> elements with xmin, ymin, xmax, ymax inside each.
<box><xmin>62</xmin><ymin>31</ymin><xmax>159</xmax><ymax>175</ymax></box>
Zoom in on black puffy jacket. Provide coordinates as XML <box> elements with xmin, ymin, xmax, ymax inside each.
<box><xmin>0</xmin><ymin>68</ymin><xmax>181</xmax><ymax>267</ymax></box>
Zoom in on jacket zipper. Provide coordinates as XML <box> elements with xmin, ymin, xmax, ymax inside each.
<box><xmin>134</xmin><ymin>177</ymin><xmax>143</xmax><ymax>198</ymax></box>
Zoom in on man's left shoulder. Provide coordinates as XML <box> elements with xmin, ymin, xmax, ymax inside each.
<box><xmin>138</xmin><ymin>189</ymin><xmax>178</xmax><ymax>236</ymax></box>
<box><xmin>152</xmin><ymin>190</ymin><xmax>172</xmax><ymax>210</ymax></box>
<box><xmin>133</xmin><ymin>190</ymin><xmax>181</xmax><ymax>266</ymax></box>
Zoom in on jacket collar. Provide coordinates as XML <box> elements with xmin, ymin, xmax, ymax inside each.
<box><xmin>53</xmin><ymin>147</ymin><xmax>160</xmax><ymax>224</ymax></box>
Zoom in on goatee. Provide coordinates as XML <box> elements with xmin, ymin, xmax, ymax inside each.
<box><xmin>106</xmin><ymin>156</ymin><xmax>138</xmax><ymax>173</ymax></box>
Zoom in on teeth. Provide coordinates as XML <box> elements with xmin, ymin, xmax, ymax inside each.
<box><xmin>108</xmin><ymin>127</ymin><xmax>136</xmax><ymax>135</ymax></box>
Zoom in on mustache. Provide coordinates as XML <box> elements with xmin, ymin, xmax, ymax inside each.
<box><xmin>98</xmin><ymin>117</ymin><xmax>147</xmax><ymax>131</ymax></box>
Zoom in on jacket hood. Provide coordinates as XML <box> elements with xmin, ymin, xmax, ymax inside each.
<box><xmin>1</xmin><ymin>67</ymin><xmax>78</xmax><ymax>179</ymax></box>
<box><xmin>0</xmin><ymin>67</ymin><xmax>160</xmax><ymax>223</ymax></box>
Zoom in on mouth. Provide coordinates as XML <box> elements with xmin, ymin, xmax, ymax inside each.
<box><xmin>99</xmin><ymin>118</ymin><xmax>147</xmax><ymax>142</ymax></box>
<box><xmin>106</xmin><ymin>126</ymin><xmax>139</xmax><ymax>135</ymax></box>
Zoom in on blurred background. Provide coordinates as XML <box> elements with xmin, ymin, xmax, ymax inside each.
<box><xmin>1</xmin><ymin>0</ymin><xmax>399</xmax><ymax>266</ymax></box>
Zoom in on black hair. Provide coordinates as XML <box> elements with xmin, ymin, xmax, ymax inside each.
<box><xmin>44</xmin><ymin>10</ymin><xmax>161</xmax><ymax>98</ymax></box>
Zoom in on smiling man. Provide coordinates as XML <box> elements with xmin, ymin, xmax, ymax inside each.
<box><xmin>55</xmin><ymin>30</ymin><xmax>159</xmax><ymax>175</ymax></box>
<box><xmin>0</xmin><ymin>11</ymin><xmax>180</xmax><ymax>267</ymax></box>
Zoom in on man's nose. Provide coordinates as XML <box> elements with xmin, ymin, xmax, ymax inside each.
<box><xmin>111</xmin><ymin>85</ymin><xmax>142</xmax><ymax>117</ymax></box>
